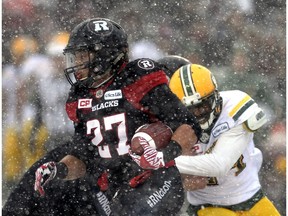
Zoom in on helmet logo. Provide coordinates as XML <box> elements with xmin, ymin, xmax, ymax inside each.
<box><xmin>138</xmin><ymin>59</ymin><xmax>154</xmax><ymax>70</ymax></box>
<box><xmin>91</xmin><ymin>20</ymin><xmax>111</xmax><ymax>33</ymax></box>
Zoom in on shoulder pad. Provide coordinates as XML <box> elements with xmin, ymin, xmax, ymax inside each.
<box><xmin>120</xmin><ymin>58</ymin><xmax>168</xmax><ymax>88</ymax></box>
<box><xmin>228</xmin><ymin>92</ymin><xmax>255</xmax><ymax>122</ymax></box>
<box><xmin>127</xmin><ymin>58</ymin><xmax>163</xmax><ymax>74</ymax></box>
<box><xmin>244</xmin><ymin>106</ymin><xmax>267</xmax><ymax>131</ymax></box>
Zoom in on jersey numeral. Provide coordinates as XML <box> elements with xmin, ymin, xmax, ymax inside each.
<box><xmin>207</xmin><ymin>155</ymin><xmax>246</xmax><ymax>186</ymax></box>
<box><xmin>86</xmin><ymin>113</ymin><xmax>130</xmax><ymax>158</ymax></box>
<box><xmin>231</xmin><ymin>154</ymin><xmax>246</xmax><ymax>176</ymax></box>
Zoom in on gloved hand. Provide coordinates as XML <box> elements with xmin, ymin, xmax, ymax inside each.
<box><xmin>129</xmin><ymin>141</ymin><xmax>165</xmax><ymax>170</ymax></box>
<box><xmin>34</xmin><ymin>161</ymin><xmax>57</xmax><ymax>196</ymax></box>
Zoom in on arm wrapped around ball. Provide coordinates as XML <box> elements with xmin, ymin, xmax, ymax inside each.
<box><xmin>129</xmin><ymin>123</ymin><xmax>198</xmax><ymax>169</ymax></box>
<box><xmin>129</xmin><ymin>141</ymin><xmax>165</xmax><ymax>170</ymax></box>
<box><xmin>129</xmin><ymin>123</ymin><xmax>208</xmax><ymax>189</ymax></box>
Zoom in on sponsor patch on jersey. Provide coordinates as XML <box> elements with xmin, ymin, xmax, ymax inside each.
<box><xmin>78</xmin><ymin>99</ymin><xmax>92</xmax><ymax>109</ymax></box>
<box><xmin>138</xmin><ymin>59</ymin><xmax>155</xmax><ymax>70</ymax></box>
<box><xmin>104</xmin><ymin>90</ymin><xmax>122</xmax><ymax>100</ymax></box>
<box><xmin>212</xmin><ymin>122</ymin><xmax>229</xmax><ymax>137</ymax></box>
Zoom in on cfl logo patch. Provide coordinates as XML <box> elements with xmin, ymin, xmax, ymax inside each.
<box><xmin>78</xmin><ymin>99</ymin><xmax>92</xmax><ymax>109</ymax></box>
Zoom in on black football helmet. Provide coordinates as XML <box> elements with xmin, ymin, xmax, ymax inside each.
<box><xmin>157</xmin><ymin>55</ymin><xmax>191</xmax><ymax>78</ymax></box>
<box><xmin>63</xmin><ymin>18</ymin><xmax>129</xmax><ymax>88</ymax></box>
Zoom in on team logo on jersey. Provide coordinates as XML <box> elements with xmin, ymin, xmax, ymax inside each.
<box><xmin>78</xmin><ymin>99</ymin><xmax>92</xmax><ymax>109</ymax></box>
<box><xmin>212</xmin><ymin>122</ymin><xmax>229</xmax><ymax>137</ymax></box>
<box><xmin>138</xmin><ymin>59</ymin><xmax>154</xmax><ymax>70</ymax></box>
<box><xmin>104</xmin><ymin>90</ymin><xmax>122</xmax><ymax>100</ymax></box>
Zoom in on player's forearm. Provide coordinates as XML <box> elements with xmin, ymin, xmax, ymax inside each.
<box><xmin>175</xmin><ymin>124</ymin><xmax>252</xmax><ymax>177</ymax></box>
<box><xmin>58</xmin><ymin>155</ymin><xmax>86</xmax><ymax>180</ymax></box>
<box><xmin>162</xmin><ymin>124</ymin><xmax>198</xmax><ymax>162</ymax></box>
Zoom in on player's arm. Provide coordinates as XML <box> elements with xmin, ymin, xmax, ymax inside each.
<box><xmin>34</xmin><ymin>121</ymin><xmax>102</xmax><ymax>196</ymax></box>
<box><xmin>141</xmin><ymin>84</ymin><xmax>201</xmax><ymax>139</ymax></box>
<box><xmin>141</xmin><ymin>84</ymin><xmax>201</xmax><ymax>161</ymax></box>
<box><xmin>175</xmin><ymin>124</ymin><xmax>252</xmax><ymax>177</ymax></box>
<box><xmin>129</xmin><ymin>84</ymin><xmax>201</xmax><ymax>170</ymax></box>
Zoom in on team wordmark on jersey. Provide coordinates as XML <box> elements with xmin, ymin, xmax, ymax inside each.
<box><xmin>212</xmin><ymin>122</ymin><xmax>229</xmax><ymax>138</ymax></box>
<box><xmin>138</xmin><ymin>59</ymin><xmax>154</xmax><ymax>69</ymax></box>
<box><xmin>104</xmin><ymin>90</ymin><xmax>122</xmax><ymax>100</ymax></box>
<box><xmin>92</xmin><ymin>100</ymin><xmax>119</xmax><ymax>111</ymax></box>
<box><xmin>78</xmin><ymin>99</ymin><xmax>92</xmax><ymax>109</ymax></box>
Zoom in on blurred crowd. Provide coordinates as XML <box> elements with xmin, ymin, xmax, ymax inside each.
<box><xmin>2</xmin><ymin>0</ymin><xmax>286</xmax><ymax>214</ymax></box>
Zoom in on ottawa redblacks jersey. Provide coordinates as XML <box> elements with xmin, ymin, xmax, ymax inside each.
<box><xmin>65</xmin><ymin>58</ymin><xmax>200</xmax><ymax>177</ymax></box>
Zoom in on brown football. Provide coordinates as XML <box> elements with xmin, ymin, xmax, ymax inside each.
<box><xmin>130</xmin><ymin>121</ymin><xmax>173</xmax><ymax>155</ymax></box>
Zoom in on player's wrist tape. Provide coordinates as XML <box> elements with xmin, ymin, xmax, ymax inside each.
<box><xmin>55</xmin><ymin>162</ymin><xmax>68</xmax><ymax>179</ymax></box>
<box><xmin>162</xmin><ymin>140</ymin><xmax>182</xmax><ymax>163</ymax></box>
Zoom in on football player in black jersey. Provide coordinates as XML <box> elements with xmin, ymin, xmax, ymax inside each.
<box><xmin>3</xmin><ymin>57</ymin><xmax>197</xmax><ymax>216</ymax></box>
<box><xmin>32</xmin><ymin>18</ymin><xmax>201</xmax><ymax>215</ymax></box>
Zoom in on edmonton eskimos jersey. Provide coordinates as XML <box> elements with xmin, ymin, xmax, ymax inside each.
<box><xmin>188</xmin><ymin>90</ymin><xmax>263</xmax><ymax>206</ymax></box>
<box><xmin>65</xmin><ymin>58</ymin><xmax>199</xmax><ymax>175</ymax></box>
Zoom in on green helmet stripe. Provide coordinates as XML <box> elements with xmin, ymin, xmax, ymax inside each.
<box><xmin>180</xmin><ymin>65</ymin><xmax>194</xmax><ymax>96</ymax></box>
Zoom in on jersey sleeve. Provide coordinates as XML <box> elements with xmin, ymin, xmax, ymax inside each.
<box><xmin>122</xmin><ymin>58</ymin><xmax>201</xmax><ymax>138</ymax></box>
<box><xmin>226</xmin><ymin>90</ymin><xmax>258</xmax><ymax>125</ymax></box>
<box><xmin>174</xmin><ymin>124</ymin><xmax>252</xmax><ymax>177</ymax></box>
<box><xmin>140</xmin><ymin>84</ymin><xmax>202</xmax><ymax>138</ymax></box>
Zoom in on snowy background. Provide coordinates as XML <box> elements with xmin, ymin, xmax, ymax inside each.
<box><xmin>2</xmin><ymin>0</ymin><xmax>286</xmax><ymax>215</ymax></box>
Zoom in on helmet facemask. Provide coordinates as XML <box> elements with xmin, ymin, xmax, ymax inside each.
<box><xmin>185</xmin><ymin>91</ymin><xmax>221</xmax><ymax>131</ymax></box>
<box><xmin>64</xmin><ymin>45</ymin><xmax>127</xmax><ymax>88</ymax></box>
